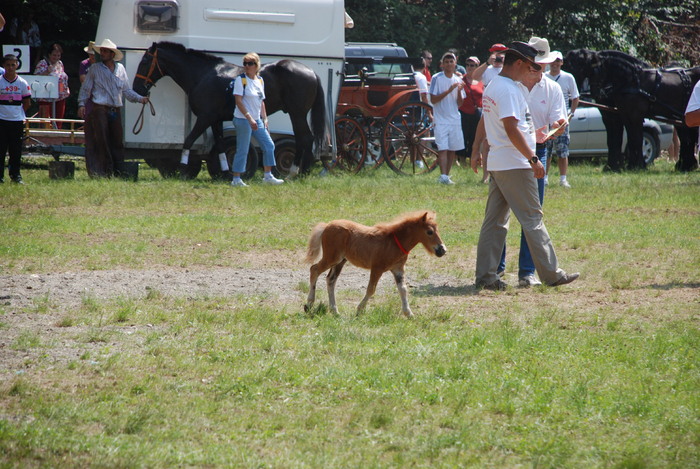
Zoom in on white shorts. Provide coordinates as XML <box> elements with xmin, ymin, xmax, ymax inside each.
<box><xmin>435</xmin><ymin>123</ymin><xmax>465</xmax><ymax>152</ymax></box>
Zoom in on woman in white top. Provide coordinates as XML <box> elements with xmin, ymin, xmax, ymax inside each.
<box><xmin>230</xmin><ymin>52</ymin><xmax>283</xmax><ymax>186</ymax></box>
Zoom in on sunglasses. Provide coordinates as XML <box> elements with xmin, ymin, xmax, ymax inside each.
<box><xmin>243</xmin><ymin>61</ymin><xmax>257</xmax><ymax>67</ymax></box>
<box><xmin>466</xmin><ymin>64</ymin><xmax>477</xmax><ymax>68</ymax></box>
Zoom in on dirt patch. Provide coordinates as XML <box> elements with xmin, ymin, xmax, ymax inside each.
<box><xmin>0</xmin><ymin>264</ymin><xmax>458</xmax><ymax>382</ymax></box>
<box><xmin>0</xmin><ymin>265</ymin><xmax>425</xmax><ymax>312</ymax></box>
<box><xmin>2</xmin><ymin>264</ymin><xmax>698</xmax><ymax>384</ymax></box>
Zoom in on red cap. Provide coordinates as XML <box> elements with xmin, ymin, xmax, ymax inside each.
<box><xmin>489</xmin><ymin>43</ymin><xmax>508</xmax><ymax>52</ymax></box>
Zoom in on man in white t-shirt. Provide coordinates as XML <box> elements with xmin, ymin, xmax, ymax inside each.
<box><xmin>429</xmin><ymin>51</ymin><xmax>465</xmax><ymax>184</ymax></box>
<box><xmin>544</xmin><ymin>51</ymin><xmax>579</xmax><ymax>188</ymax></box>
<box><xmin>470</xmin><ymin>42</ymin><xmax>578</xmax><ymax>290</ymax></box>
<box><xmin>685</xmin><ymin>81</ymin><xmax>700</xmax><ymax>127</ymax></box>
<box><xmin>497</xmin><ymin>36</ymin><xmax>569</xmax><ymax>287</ymax></box>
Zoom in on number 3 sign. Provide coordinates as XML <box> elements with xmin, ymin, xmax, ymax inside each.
<box><xmin>2</xmin><ymin>45</ymin><xmax>30</xmax><ymax>73</ymax></box>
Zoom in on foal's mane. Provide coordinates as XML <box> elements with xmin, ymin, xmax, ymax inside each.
<box><xmin>376</xmin><ymin>211</ymin><xmax>434</xmax><ymax>233</ymax></box>
<box><xmin>155</xmin><ymin>41</ymin><xmax>226</xmax><ymax>65</ymax></box>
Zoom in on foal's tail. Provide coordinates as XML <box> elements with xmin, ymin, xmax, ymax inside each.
<box><xmin>305</xmin><ymin>223</ymin><xmax>327</xmax><ymax>264</ymax></box>
<box><xmin>311</xmin><ymin>74</ymin><xmax>327</xmax><ymax>152</ymax></box>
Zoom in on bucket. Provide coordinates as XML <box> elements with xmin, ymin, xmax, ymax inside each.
<box><xmin>48</xmin><ymin>161</ymin><xmax>75</xmax><ymax>180</ymax></box>
<box><xmin>115</xmin><ymin>161</ymin><xmax>139</xmax><ymax>181</ymax></box>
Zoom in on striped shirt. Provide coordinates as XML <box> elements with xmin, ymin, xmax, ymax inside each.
<box><xmin>78</xmin><ymin>62</ymin><xmax>143</xmax><ymax>108</ymax></box>
<box><xmin>0</xmin><ymin>75</ymin><xmax>31</xmax><ymax>121</ymax></box>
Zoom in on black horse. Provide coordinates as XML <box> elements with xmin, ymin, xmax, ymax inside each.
<box><xmin>132</xmin><ymin>41</ymin><xmax>326</xmax><ymax>178</ymax></box>
<box><xmin>564</xmin><ymin>49</ymin><xmax>699</xmax><ymax>172</ymax></box>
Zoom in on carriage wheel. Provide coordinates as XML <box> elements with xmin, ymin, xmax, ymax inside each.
<box><xmin>206</xmin><ymin>136</ymin><xmax>258</xmax><ymax>180</ymax></box>
<box><xmin>324</xmin><ymin>116</ymin><xmax>366</xmax><ymax>174</ymax></box>
<box><xmin>381</xmin><ymin>102</ymin><xmax>438</xmax><ymax>175</ymax></box>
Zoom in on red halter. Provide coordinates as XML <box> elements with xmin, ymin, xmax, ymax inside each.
<box><xmin>393</xmin><ymin>233</ymin><xmax>410</xmax><ymax>255</ymax></box>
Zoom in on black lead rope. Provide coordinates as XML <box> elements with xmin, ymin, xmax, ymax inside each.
<box><xmin>132</xmin><ymin>99</ymin><xmax>156</xmax><ymax>135</ymax></box>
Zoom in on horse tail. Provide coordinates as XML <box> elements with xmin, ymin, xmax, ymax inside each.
<box><xmin>305</xmin><ymin>222</ymin><xmax>327</xmax><ymax>264</ymax></box>
<box><xmin>310</xmin><ymin>74</ymin><xmax>327</xmax><ymax>152</ymax></box>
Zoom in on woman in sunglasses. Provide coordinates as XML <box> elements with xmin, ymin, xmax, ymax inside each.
<box><xmin>230</xmin><ymin>52</ymin><xmax>284</xmax><ymax>186</ymax></box>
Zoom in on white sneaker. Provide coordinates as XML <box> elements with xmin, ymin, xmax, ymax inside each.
<box><xmin>518</xmin><ymin>275</ymin><xmax>542</xmax><ymax>287</ymax></box>
<box><xmin>415</xmin><ymin>160</ymin><xmax>425</xmax><ymax>169</ymax></box>
<box><xmin>438</xmin><ymin>174</ymin><xmax>455</xmax><ymax>185</ymax></box>
<box><xmin>560</xmin><ymin>179</ymin><xmax>571</xmax><ymax>188</ymax></box>
<box><xmin>230</xmin><ymin>178</ymin><xmax>247</xmax><ymax>187</ymax></box>
<box><xmin>263</xmin><ymin>175</ymin><xmax>284</xmax><ymax>185</ymax></box>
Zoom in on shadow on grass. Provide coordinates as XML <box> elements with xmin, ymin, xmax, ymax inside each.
<box><xmin>647</xmin><ymin>282</ymin><xmax>700</xmax><ymax>290</ymax></box>
<box><xmin>411</xmin><ymin>283</ymin><xmax>480</xmax><ymax>297</ymax></box>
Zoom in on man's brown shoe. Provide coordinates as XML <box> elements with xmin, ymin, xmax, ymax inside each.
<box><xmin>548</xmin><ymin>272</ymin><xmax>579</xmax><ymax>287</ymax></box>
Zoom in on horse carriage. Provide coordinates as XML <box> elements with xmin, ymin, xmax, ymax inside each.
<box><xmin>330</xmin><ymin>56</ymin><xmax>438</xmax><ymax>175</ymax></box>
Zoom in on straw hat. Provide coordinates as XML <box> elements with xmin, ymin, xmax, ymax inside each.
<box><xmin>83</xmin><ymin>41</ymin><xmax>95</xmax><ymax>55</ymax></box>
<box><xmin>93</xmin><ymin>39</ymin><xmax>123</xmax><ymax>61</ymax></box>
<box><xmin>527</xmin><ymin>37</ymin><xmax>557</xmax><ymax>64</ymax></box>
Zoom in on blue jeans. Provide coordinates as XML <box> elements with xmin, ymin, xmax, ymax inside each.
<box><xmin>498</xmin><ymin>145</ymin><xmax>547</xmax><ymax>277</ymax></box>
<box><xmin>232</xmin><ymin>117</ymin><xmax>275</xmax><ymax>174</ymax></box>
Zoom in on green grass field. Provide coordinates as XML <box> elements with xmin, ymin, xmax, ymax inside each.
<box><xmin>1</xmin><ymin>157</ymin><xmax>698</xmax><ymax>468</ymax></box>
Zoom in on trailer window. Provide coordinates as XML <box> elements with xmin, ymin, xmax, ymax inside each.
<box><xmin>135</xmin><ymin>0</ymin><xmax>179</xmax><ymax>33</ymax></box>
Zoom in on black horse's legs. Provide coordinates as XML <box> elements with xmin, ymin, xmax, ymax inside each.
<box><xmin>623</xmin><ymin>116</ymin><xmax>646</xmax><ymax>170</ymax></box>
<box><xmin>180</xmin><ymin>118</ymin><xmax>211</xmax><ymax>166</ymax></box>
<box><xmin>211</xmin><ymin>121</ymin><xmax>229</xmax><ymax>171</ymax></box>
<box><xmin>289</xmin><ymin>114</ymin><xmax>314</xmax><ymax>176</ymax></box>
<box><xmin>675</xmin><ymin>125</ymin><xmax>700</xmax><ymax>172</ymax></box>
<box><xmin>602</xmin><ymin>112</ymin><xmax>625</xmax><ymax>171</ymax></box>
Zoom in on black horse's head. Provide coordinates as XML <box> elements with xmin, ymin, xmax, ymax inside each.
<box><xmin>564</xmin><ymin>49</ymin><xmax>601</xmax><ymax>93</ymax></box>
<box><xmin>133</xmin><ymin>42</ymin><xmax>166</xmax><ymax>95</ymax></box>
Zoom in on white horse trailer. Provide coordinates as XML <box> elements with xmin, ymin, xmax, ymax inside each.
<box><xmin>95</xmin><ymin>0</ymin><xmax>346</xmax><ymax>177</ymax></box>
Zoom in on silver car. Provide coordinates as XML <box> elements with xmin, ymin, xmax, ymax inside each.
<box><xmin>568</xmin><ymin>105</ymin><xmax>674</xmax><ymax>164</ymax></box>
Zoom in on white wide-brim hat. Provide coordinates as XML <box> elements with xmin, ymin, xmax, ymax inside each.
<box><xmin>528</xmin><ymin>36</ymin><xmax>557</xmax><ymax>64</ymax></box>
<box><xmin>93</xmin><ymin>39</ymin><xmax>124</xmax><ymax>61</ymax></box>
<box><xmin>83</xmin><ymin>41</ymin><xmax>95</xmax><ymax>55</ymax></box>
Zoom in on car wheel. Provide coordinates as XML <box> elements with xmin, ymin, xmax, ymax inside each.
<box><xmin>642</xmin><ymin>129</ymin><xmax>660</xmax><ymax>165</ymax></box>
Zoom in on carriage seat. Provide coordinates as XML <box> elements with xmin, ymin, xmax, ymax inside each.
<box><xmin>365</xmin><ymin>75</ymin><xmax>417</xmax><ymax>107</ymax></box>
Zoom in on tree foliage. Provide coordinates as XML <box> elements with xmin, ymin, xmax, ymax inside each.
<box><xmin>345</xmin><ymin>0</ymin><xmax>700</xmax><ymax>67</ymax></box>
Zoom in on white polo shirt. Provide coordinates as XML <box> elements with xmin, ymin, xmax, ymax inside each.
<box><xmin>519</xmin><ymin>76</ymin><xmax>567</xmax><ymax>131</ymax></box>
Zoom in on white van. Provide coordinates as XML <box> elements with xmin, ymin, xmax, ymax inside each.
<box><xmin>94</xmin><ymin>0</ymin><xmax>346</xmax><ymax>177</ymax></box>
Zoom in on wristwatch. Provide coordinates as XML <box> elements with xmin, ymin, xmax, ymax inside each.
<box><xmin>529</xmin><ymin>156</ymin><xmax>538</xmax><ymax>165</ymax></box>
